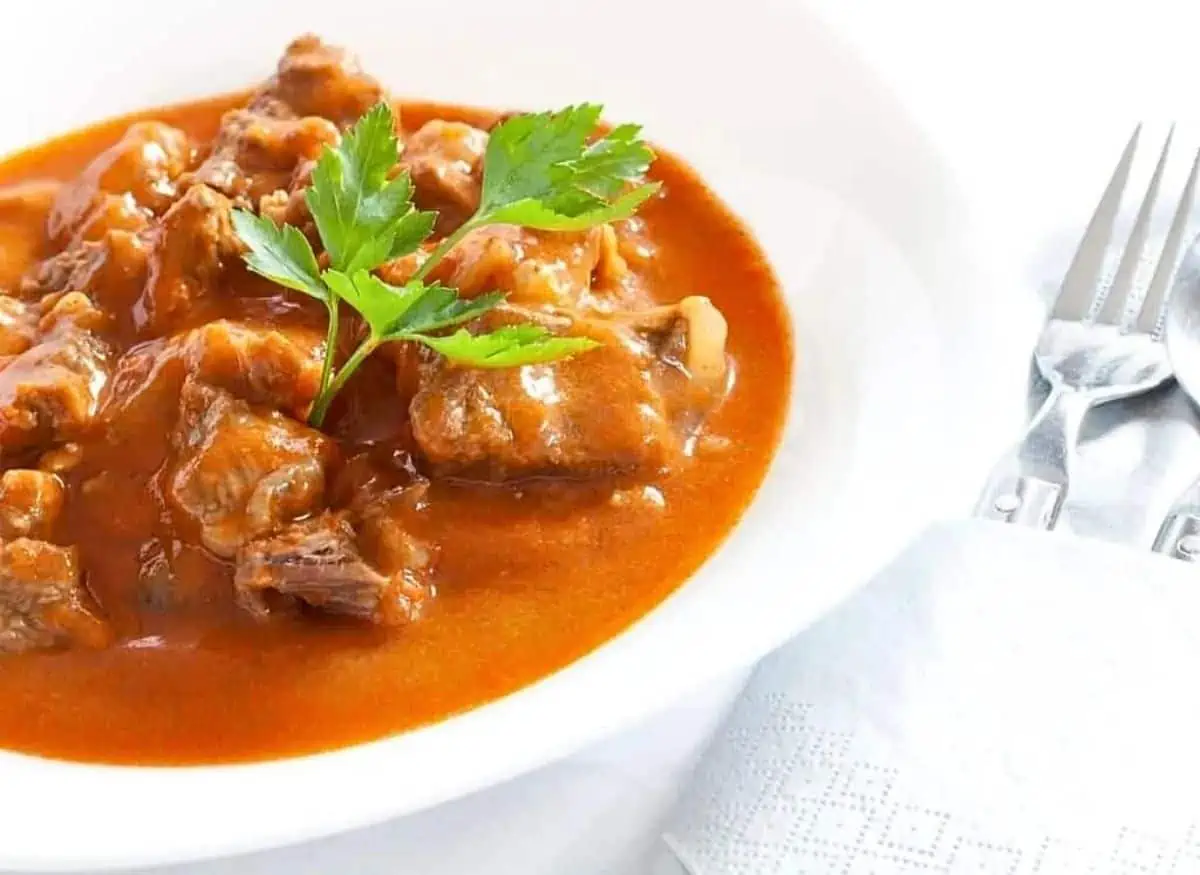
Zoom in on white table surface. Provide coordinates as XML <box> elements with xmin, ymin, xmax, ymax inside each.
<box><xmin>41</xmin><ymin>2</ymin><xmax>1200</xmax><ymax>873</ymax></box>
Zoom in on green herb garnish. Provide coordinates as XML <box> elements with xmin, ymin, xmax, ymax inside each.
<box><xmin>233</xmin><ymin>101</ymin><xmax>659</xmax><ymax>427</ymax></box>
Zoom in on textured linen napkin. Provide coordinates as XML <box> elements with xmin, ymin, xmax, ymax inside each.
<box><xmin>659</xmin><ymin>519</ymin><xmax>1200</xmax><ymax>874</ymax></box>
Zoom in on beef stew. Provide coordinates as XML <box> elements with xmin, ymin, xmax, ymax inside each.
<box><xmin>0</xmin><ymin>35</ymin><xmax>791</xmax><ymax>764</ymax></box>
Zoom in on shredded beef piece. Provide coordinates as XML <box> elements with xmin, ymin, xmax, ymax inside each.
<box><xmin>186</xmin><ymin>111</ymin><xmax>337</xmax><ymax>206</ymax></box>
<box><xmin>184</xmin><ymin>35</ymin><xmax>387</xmax><ymax>211</ymax></box>
<box><xmin>0</xmin><ymin>181</ymin><xmax>59</xmax><ymax>291</ymax></box>
<box><xmin>181</xmin><ymin>320</ymin><xmax>323</xmax><ymax>415</ymax></box>
<box><xmin>388</xmin><ymin>222</ymin><xmax>646</xmax><ymax>312</ymax></box>
<box><xmin>410</xmin><ymin>291</ymin><xmax>731</xmax><ymax>481</ymax></box>
<box><xmin>410</xmin><ymin>309</ymin><xmax>676</xmax><ymax>479</ymax></box>
<box><xmin>0</xmin><ymin>539</ymin><xmax>109</xmax><ymax>654</ymax></box>
<box><xmin>261</xmin><ymin>34</ymin><xmax>387</xmax><ymax>128</ymax></box>
<box><xmin>48</xmin><ymin>122</ymin><xmax>192</xmax><ymax>245</ymax></box>
<box><xmin>235</xmin><ymin>511</ymin><xmax>431</xmax><ymax>626</ymax></box>
<box><xmin>0</xmin><ymin>292</ymin><xmax>109</xmax><ymax>453</ymax></box>
<box><xmin>167</xmin><ymin>380</ymin><xmax>332</xmax><ymax>557</ymax></box>
<box><xmin>402</xmin><ymin>120</ymin><xmax>487</xmax><ymax>232</ymax></box>
<box><xmin>139</xmin><ymin>184</ymin><xmax>240</xmax><ymax>334</ymax></box>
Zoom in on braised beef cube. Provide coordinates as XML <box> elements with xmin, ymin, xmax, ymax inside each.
<box><xmin>356</xmin><ymin>484</ymin><xmax>435</xmax><ymax>577</ymax></box>
<box><xmin>0</xmin><ymin>470</ymin><xmax>63</xmax><ymax>540</ymax></box>
<box><xmin>599</xmin><ymin>296</ymin><xmax>733</xmax><ymax>443</ymax></box>
<box><xmin>96</xmin><ymin>122</ymin><xmax>192</xmax><ymax>212</ymax></box>
<box><xmin>187</xmin><ymin>111</ymin><xmax>337</xmax><ymax>205</ymax></box>
<box><xmin>32</xmin><ymin>184</ymin><xmax>237</xmax><ymax>338</ymax></box>
<box><xmin>140</xmin><ymin>184</ymin><xmax>239</xmax><ymax>334</ymax></box>
<box><xmin>168</xmin><ymin>380</ymin><xmax>331</xmax><ymax>557</ymax></box>
<box><xmin>0</xmin><ymin>340</ymin><xmax>107</xmax><ymax>451</ymax></box>
<box><xmin>184</xmin><ymin>34</ymin><xmax>387</xmax><ymax>214</ymax></box>
<box><xmin>235</xmin><ymin>512</ymin><xmax>431</xmax><ymax>626</ymax></box>
<box><xmin>257</xmin><ymin>172</ymin><xmax>316</xmax><ymax>233</ymax></box>
<box><xmin>0</xmin><ymin>295</ymin><xmax>38</xmax><ymax>357</ymax></box>
<box><xmin>20</xmin><ymin>229</ymin><xmax>148</xmax><ymax>308</ymax></box>
<box><xmin>410</xmin><ymin>313</ymin><xmax>676</xmax><ymax>479</ymax></box>
<box><xmin>69</xmin><ymin>193</ymin><xmax>153</xmax><ymax>245</ymax></box>
<box><xmin>49</xmin><ymin>122</ymin><xmax>192</xmax><ymax>245</ymax></box>
<box><xmin>0</xmin><ymin>539</ymin><xmax>109</xmax><ymax>654</ymax></box>
<box><xmin>185</xmin><ymin>32</ymin><xmax>384</xmax><ymax>207</ymax></box>
<box><xmin>0</xmin><ymin>293</ymin><xmax>110</xmax><ymax>452</ymax></box>
<box><xmin>402</xmin><ymin>120</ymin><xmax>487</xmax><ymax>232</ymax></box>
<box><xmin>401</xmin><ymin>223</ymin><xmax>643</xmax><ymax>310</ymax></box>
<box><xmin>56</xmin><ymin>122</ymin><xmax>189</xmax><ymax>225</ymax></box>
<box><xmin>261</xmin><ymin>35</ymin><xmax>387</xmax><ymax>128</ymax></box>
<box><xmin>0</xmin><ymin>181</ymin><xmax>60</xmax><ymax>290</ymax></box>
<box><xmin>182</xmin><ymin>320</ymin><xmax>323</xmax><ymax>414</ymax></box>
<box><xmin>99</xmin><ymin>320</ymin><xmax>322</xmax><ymax>443</ymax></box>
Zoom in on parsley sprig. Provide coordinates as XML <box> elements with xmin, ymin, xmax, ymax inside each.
<box><xmin>232</xmin><ymin>101</ymin><xmax>659</xmax><ymax>428</ymax></box>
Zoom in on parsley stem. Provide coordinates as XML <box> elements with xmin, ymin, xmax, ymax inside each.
<box><xmin>307</xmin><ymin>334</ymin><xmax>381</xmax><ymax>428</ymax></box>
<box><xmin>411</xmin><ymin>218</ymin><xmax>482</xmax><ymax>283</ymax></box>
<box><xmin>317</xmin><ymin>300</ymin><xmax>340</xmax><ymax>401</ymax></box>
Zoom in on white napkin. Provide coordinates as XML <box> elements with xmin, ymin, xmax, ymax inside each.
<box><xmin>660</xmin><ymin>520</ymin><xmax>1200</xmax><ymax>874</ymax></box>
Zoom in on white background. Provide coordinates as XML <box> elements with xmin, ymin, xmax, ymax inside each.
<box><xmin>12</xmin><ymin>1</ymin><xmax>1200</xmax><ymax>872</ymax></box>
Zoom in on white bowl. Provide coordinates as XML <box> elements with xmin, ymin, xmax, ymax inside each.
<box><xmin>0</xmin><ymin>0</ymin><xmax>1037</xmax><ymax>868</ymax></box>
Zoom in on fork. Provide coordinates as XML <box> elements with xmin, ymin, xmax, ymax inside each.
<box><xmin>975</xmin><ymin>126</ymin><xmax>1200</xmax><ymax>528</ymax></box>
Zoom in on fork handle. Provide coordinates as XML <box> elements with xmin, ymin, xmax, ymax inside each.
<box><xmin>1152</xmin><ymin>512</ymin><xmax>1200</xmax><ymax>560</ymax></box>
<box><xmin>973</xmin><ymin>386</ymin><xmax>1092</xmax><ymax>529</ymax></box>
<box><xmin>1151</xmin><ymin>465</ymin><xmax>1200</xmax><ymax>560</ymax></box>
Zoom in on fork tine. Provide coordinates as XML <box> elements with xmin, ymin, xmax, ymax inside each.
<box><xmin>1134</xmin><ymin>147</ymin><xmax>1200</xmax><ymax>335</ymax></box>
<box><xmin>1095</xmin><ymin>126</ymin><xmax>1174</xmax><ymax>324</ymax></box>
<box><xmin>1052</xmin><ymin>125</ymin><xmax>1141</xmax><ymax>320</ymax></box>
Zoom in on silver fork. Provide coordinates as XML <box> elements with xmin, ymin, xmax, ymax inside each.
<box><xmin>975</xmin><ymin>126</ymin><xmax>1200</xmax><ymax>528</ymax></box>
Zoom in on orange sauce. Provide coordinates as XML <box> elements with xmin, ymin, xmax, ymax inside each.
<box><xmin>0</xmin><ymin>95</ymin><xmax>792</xmax><ymax>764</ymax></box>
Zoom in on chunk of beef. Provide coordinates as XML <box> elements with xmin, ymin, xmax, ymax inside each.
<box><xmin>68</xmin><ymin>193</ymin><xmax>153</xmax><ymax>244</ymax></box>
<box><xmin>0</xmin><ymin>539</ymin><xmax>109</xmax><ymax>654</ymax></box>
<box><xmin>48</xmin><ymin>122</ymin><xmax>192</xmax><ymax>245</ymax></box>
<box><xmin>0</xmin><ymin>470</ymin><xmax>63</xmax><ymax>540</ymax></box>
<box><xmin>186</xmin><ymin>110</ymin><xmax>337</xmax><ymax>206</ymax></box>
<box><xmin>27</xmin><ymin>184</ymin><xmax>237</xmax><ymax>338</ymax></box>
<box><xmin>261</xmin><ymin>35</ymin><xmax>387</xmax><ymax>128</ymax></box>
<box><xmin>0</xmin><ymin>296</ymin><xmax>39</xmax><ymax>357</ymax></box>
<box><xmin>234</xmin><ymin>511</ymin><xmax>432</xmax><ymax>626</ymax></box>
<box><xmin>20</xmin><ymin>227</ymin><xmax>149</xmax><ymax>306</ymax></box>
<box><xmin>185</xmin><ymin>35</ymin><xmax>385</xmax><ymax>211</ymax></box>
<box><xmin>257</xmin><ymin>167</ymin><xmax>316</xmax><ymax>232</ymax></box>
<box><xmin>0</xmin><ymin>181</ymin><xmax>59</xmax><ymax>291</ymax></box>
<box><xmin>355</xmin><ymin>483</ymin><xmax>434</xmax><ymax>577</ymax></box>
<box><xmin>410</xmin><ymin>310</ymin><xmax>676</xmax><ymax>479</ymax></box>
<box><xmin>140</xmin><ymin>184</ymin><xmax>240</xmax><ymax>334</ymax></box>
<box><xmin>410</xmin><ymin>294</ymin><xmax>731</xmax><ymax>480</ymax></box>
<box><xmin>0</xmin><ymin>292</ymin><xmax>109</xmax><ymax>452</ymax></box>
<box><xmin>168</xmin><ymin>380</ymin><xmax>331</xmax><ymax>556</ymax></box>
<box><xmin>393</xmin><ymin>222</ymin><xmax>650</xmax><ymax>311</ymax></box>
<box><xmin>402</xmin><ymin>120</ymin><xmax>487</xmax><ymax>232</ymax></box>
<box><xmin>181</xmin><ymin>320</ymin><xmax>323</xmax><ymax>414</ymax></box>
<box><xmin>99</xmin><ymin>320</ymin><xmax>322</xmax><ymax>444</ymax></box>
